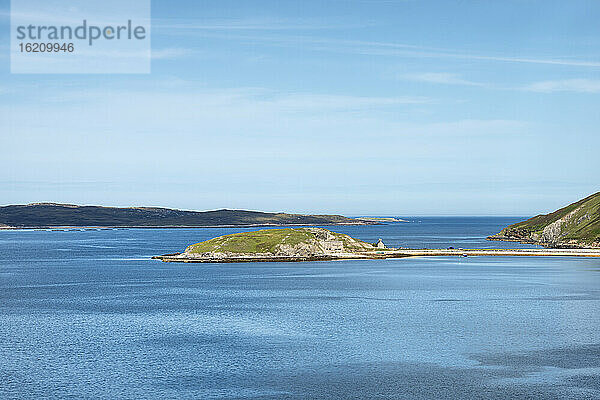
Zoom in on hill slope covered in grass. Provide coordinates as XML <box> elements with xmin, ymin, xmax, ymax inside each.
<box><xmin>488</xmin><ymin>192</ymin><xmax>600</xmax><ymax>248</ymax></box>
<box><xmin>0</xmin><ymin>203</ymin><xmax>369</xmax><ymax>228</ymax></box>
<box><xmin>185</xmin><ymin>227</ymin><xmax>376</xmax><ymax>256</ymax></box>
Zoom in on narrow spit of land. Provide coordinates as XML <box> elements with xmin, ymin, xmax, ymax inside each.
<box><xmin>391</xmin><ymin>248</ymin><xmax>600</xmax><ymax>258</ymax></box>
<box><xmin>154</xmin><ymin>248</ymin><xmax>600</xmax><ymax>263</ymax></box>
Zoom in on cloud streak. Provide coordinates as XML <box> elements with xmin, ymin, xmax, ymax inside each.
<box><xmin>400</xmin><ymin>72</ymin><xmax>484</xmax><ymax>87</ymax></box>
<box><xmin>523</xmin><ymin>79</ymin><xmax>600</xmax><ymax>93</ymax></box>
<box><xmin>4</xmin><ymin>11</ymin><xmax>598</xmax><ymax>68</ymax></box>
<box><xmin>154</xmin><ymin>17</ymin><xmax>372</xmax><ymax>31</ymax></box>
<box><xmin>151</xmin><ymin>48</ymin><xmax>194</xmax><ymax>60</ymax></box>
<box><xmin>401</xmin><ymin>72</ymin><xmax>600</xmax><ymax>94</ymax></box>
<box><xmin>183</xmin><ymin>32</ymin><xmax>600</xmax><ymax>68</ymax></box>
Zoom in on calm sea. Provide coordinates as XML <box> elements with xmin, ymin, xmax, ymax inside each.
<box><xmin>1</xmin><ymin>217</ymin><xmax>599</xmax><ymax>399</ymax></box>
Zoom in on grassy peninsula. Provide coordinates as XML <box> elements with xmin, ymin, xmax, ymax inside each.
<box><xmin>489</xmin><ymin>192</ymin><xmax>600</xmax><ymax>248</ymax></box>
<box><xmin>154</xmin><ymin>227</ymin><xmax>600</xmax><ymax>263</ymax></box>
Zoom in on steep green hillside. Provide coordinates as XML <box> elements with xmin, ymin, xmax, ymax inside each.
<box><xmin>0</xmin><ymin>203</ymin><xmax>369</xmax><ymax>228</ymax></box>
<box><xmin>489</xmin><ymin>192</ymin><xmax>600</xmax><ymax>248</ymax></box>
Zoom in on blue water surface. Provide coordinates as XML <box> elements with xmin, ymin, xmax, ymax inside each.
<box><xmin>1</xmin><ymin>217</ymin><xmax>599</xmax><ymax>399</ymax></box>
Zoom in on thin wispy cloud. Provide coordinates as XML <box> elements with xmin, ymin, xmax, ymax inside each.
<box><xmin>34</xmin><ymin>85</ymin><xmax>430</xmax><ymax>112</ymax></box>
<box><xmin>154</xmin><ymin>17</ymin><xmax>372</xmax><ymax>31</ymax></box>
<box><xmin>4</xmin><ymin>10</ymin><xmax>598</xmax><ymax>69</ymax></box>
<box><xmin>523</xmin><ymin>79</ymin><xmax>600</xmax><ymax>93</ymax></box>
<box><xmin>184</xmin><ymin>32</ymin><xmax>600</xmax><ymax>68</ymax></box>
<box><xmin>262</xmin><ymin>93</ymin><xmax>430</xmax><ymax>113</ymax></box>
<box><xmin>400</xmin><ymin>72</ymin><xmax>600</xmax><ymax>94</ymax></box>
<box><xmin>401</xmin><ymin>72</ymin><xmax>484</xmax><ymax>87</ymax></box>
<box><xmin>0</xmin><ymin>84</ymin><xmax>522</xmax><ymax>160</ymax></box>
<box><xmin>454</xmin><ymin>54</ymin><xmax>600</xmax><ymax>68</ymax></box>
<box><xmin>327</xmin><ymin>40</ymin><xmax>600</xmax><ymax>68</ymax></box>
<box><xmin>151</xmin><ymin>48</ymin><xmax>194</xmax><ymax>60</ymax></box>
<box><xmin>1</xmin><ymin>10</ymin><xmax>149</xmax><ymax>25</ymax></box>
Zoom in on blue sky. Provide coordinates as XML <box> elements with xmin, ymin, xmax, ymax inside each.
<box><xmin>1</xmin><ymin>0</ymin><xmax>599</xmax><ymax>215</ymax></box>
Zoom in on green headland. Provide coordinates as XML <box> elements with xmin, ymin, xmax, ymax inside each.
<box><xmin>489</xmin><ymin>192</ymin><xmax>600</xmax><ymax>248</ymax></box>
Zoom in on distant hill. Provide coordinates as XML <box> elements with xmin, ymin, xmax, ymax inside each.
<box><xmin>488</xmin><ymin>192</ymin><xmax>600</xmax><ymax>248</ymax></box>
<box><xmin>0</xmin><ymin>203</ymin><xmax>371</xmax><ymax>229</ymax></box>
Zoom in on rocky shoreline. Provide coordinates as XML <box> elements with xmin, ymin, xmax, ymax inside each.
<box><xmin>487</xmin><ymin>192</ymin><xmax>600</xmax><ymax>249</ymax></box>
<box><xmin>153</xmin><ymin>247</ymin><xmax>600</xmax><ymax>263</ymax></box>
<box><xmin>152</xmin><ymin>252</ymin><xmax>402</xmax><ymax>263</ymax></box>
<box><xmin>487</xmin><ymin>233</ymin><xmax>600</xmax><ymax>249</ymax></box>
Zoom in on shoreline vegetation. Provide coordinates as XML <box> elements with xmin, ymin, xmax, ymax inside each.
<box><xmin>153</xmin><ymin>227</ymin><xmax>600</xmax><ymax>263</ymax></box>
<box><xmin>0</xmin><ymin>203</ymin><xmax>375</xmax><ymax>229</ymax></box>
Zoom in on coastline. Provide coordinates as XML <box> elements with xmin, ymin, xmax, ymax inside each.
<box><xmin>154</xmin><ymin>247</ymin><xmax>600</xmax><ymax>263</ymax></box>
<box><xmin>487</xmin><ymin>235</ymin><xmax>600</xmax><ymax>249</ymax></box>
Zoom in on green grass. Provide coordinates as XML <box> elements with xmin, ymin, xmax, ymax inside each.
<box><xmin>497</xmin><ymin>192</ymin><xmax>600</xmax><ymax>243</ymax></box>
<box><xmin>186</xmin><ymin>228</ymin><xmax>315</xmax><ymax>254</ymax></box>
<box><xmin>186</xmin><ymin>227</ymin><xmax>378</xmax><ymax>254</ymax></box>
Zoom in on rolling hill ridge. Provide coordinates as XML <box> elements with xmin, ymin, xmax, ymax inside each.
<box><xmin>0</xmin><ymin>203</ymin><xmax>370</xmax><ymax>228</ymax></box>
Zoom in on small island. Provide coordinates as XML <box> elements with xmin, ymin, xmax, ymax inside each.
<box><xmin>153</xmin><ymin>228</ymin><xmax>393</xmax><ymax>263</ymax></box>
<box><xmin>153</xmin><ymin>227</ymin><xmax>600</xmax><ymax>263</ymax></box>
